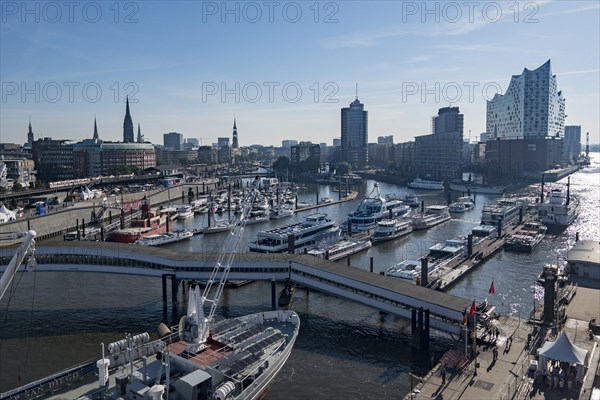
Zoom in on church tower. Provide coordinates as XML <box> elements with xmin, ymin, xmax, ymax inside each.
<box><xmin>27</xmin><ymin>120</ymin><xmax>34</xmax><ymax>147</ymax></box>
<box><xmin>123</xmin><ymin>97</ymin><xmax>134</xmax><ymax>143</ymax></box>
<box><xmin>137</xmin><ymin>123</ymin><xmax>143</xmax><ymax>143</ymax></box>
<box><xmin>93</xmin><ymin>117</ymin><xmax>100</xmax><ymax>140</ymax></box>
<box><xmin>232</xmin><ymin>118</ymin><xmax>239</xmax><ymax>148</ymax></box>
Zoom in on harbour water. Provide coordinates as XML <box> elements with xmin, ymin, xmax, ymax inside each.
<box><xmin>1</xmin><ymin>155</ymin><xmax>598</xmax><ymax>398</ymax></box>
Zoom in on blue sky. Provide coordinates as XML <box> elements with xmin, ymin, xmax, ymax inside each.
<box><xmin>1</xmin><ymin>1</ymin><xmax>599</xmax><ymax>146</ymax></box>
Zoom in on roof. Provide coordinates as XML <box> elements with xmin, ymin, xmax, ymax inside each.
<box><xmin>539</xmin><ymin>331</ymin><xmax>587</xmax><ymax>364</ymax></box>
<box><xmin>567</xmin><ymin>241</ymin><xmax>600</xmax><ymax>266</ymax></box>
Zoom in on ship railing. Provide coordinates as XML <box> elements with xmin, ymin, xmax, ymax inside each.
<box><xmin>0</xmin><ymin>358</ymin><xmax>97</xmax><ymax>399</ymax></box>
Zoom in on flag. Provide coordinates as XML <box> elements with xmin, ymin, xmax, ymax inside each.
<box><xmin>489</xmin><ymin>280</ymin><xmax>495</xmax><ymax>295</ymax></box>
<box><xmin>470</xmin><ymin>299</ymin><xmax>476</xmax><ymax>316</ymax></box>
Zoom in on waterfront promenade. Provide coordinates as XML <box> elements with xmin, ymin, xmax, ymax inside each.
<box><xmin>406</xmin><ymin>286</ymin><xmax>600</xmax><ymax>400</ymax></box>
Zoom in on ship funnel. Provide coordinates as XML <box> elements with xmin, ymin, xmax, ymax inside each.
<box><xmin>566</xmin><ymin>177</ymin><xmax>570</xmax><ymax>206</ymax></box>
<box><xmin>540</xmin><ymin>174</ymin><xmax>545</xmax><ymax>203</ymax></box>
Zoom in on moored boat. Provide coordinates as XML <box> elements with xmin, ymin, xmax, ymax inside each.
<box><xmin>504</xmin><ymin>221</ymin><xmax>547</xmax><ymax>253</ymax></box>
<box><xmin>306</xmin><ymin>237</ymin><xmax>372</xmax><ymax>261</ymax></box>
<box><xmin>370</xmin><ymin>219</ymin><xmax>413</xmax><ymax>243</ymax></box>
<box><xmin>411</xmin><ymin>205</ymin><xmax>451</xmax><ymax>230</ymax></box>
<box><xmin>537</xmin><ymin>178</ymin><xmax>579</xmax><ymax>228</ymax></box>
<box><xmin>134</xmin><ymin>230</ymin><xmax>193</xmax><ymax>246</ymax></box>
<box><xmin>448</xmin><ymin>196</ymin><xmax>475</xmax><ymax>213</ymax></box>
<box><xmin>109</xmin><ymin>198</ymin><xmax>169</xmax><ymax>243</ymax></box>
<box><xmin>345</xmin><ymin>183</ymin><xmax>408</xmax><ymax>232</ymax></box>
<box><xmin>408</xmin><ymin>178</ymin><xmax>444</xmax><ymax>190</ymax></box>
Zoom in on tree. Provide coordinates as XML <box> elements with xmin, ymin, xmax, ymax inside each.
<box><xmin>336</xmin><ymin>161</ymin><xmax>352</xmax><ymax>176</ymax></box>
<box><xmin>300</xmin><ymin>156</ymin><xmax>320</xmax><ymax>174</ymax></box>
<box><xmin>272</xmin><ymin>156</ymin><xmax>290</xmax><ymax>173</ymax></box>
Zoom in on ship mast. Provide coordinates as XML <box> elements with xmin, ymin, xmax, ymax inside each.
<box><xmin>182</xmin><ymin>178</ymin><xmax>261</xmax><ymax>352</ymax></box>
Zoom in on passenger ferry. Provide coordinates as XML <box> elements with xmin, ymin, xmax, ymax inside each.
<box><xmin>370</xmin><ymin>219</ymin><xmax>413</xmax><ymax>243</ymax></box>
<box><xmin>537</xmin><ymin>187</ymin><xmax>578</xmax><ymax>228</ymax></box>
<box><xmin>481</xmin><ymin>199</ymin><xmax>521</xmax><ymax>227</ymax></box>
<box><xmin>448</xmin><ymin>196</ymin><xmax>475</xmax><ymax>213</ymax></box>
<box><xmin>407</xmin><ymin>178</ymin><xmax>444</xmax><ymax>190</ymax></box>
<box><xmin>134</xmin><ymin>230</ymin><xmax>193</xmax><ymax>246</ymax></box>
<box><xmin>307</xmin><ymin>237</ymin><xmax>372</xmax><ymax>261</ymax></box>
<box><xmin>345</xmin><ymin>183</ymin><xmax>408</xmax><ymax>232</ymax></box>
<box><xmin>411</xmin><ymin>205</ymin><xmax>451</xmax><ymax>230</ymax></box>
<box><xmin>249</xmin><ymin>213</ymin><xmax>340</xmax><ymax>253</ymax></box>
<box><xmin>403</xmin><ymin>193</ymin><xmax>420</xmax><ymax>207</ymax></box>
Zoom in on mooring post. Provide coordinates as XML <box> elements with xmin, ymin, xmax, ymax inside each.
<box><xmin>420</xmin><ymin>258</ymin><xmax>428</xmax><ymax>287</ymax></box>
<box><xmin>82</xmin><ymin>218</ymin><xmax>86</xmax><ymax>238</ymax></box>
<box><xmin>424</xmin><ymin>309</ymin><xmax>430</xmax><ymax>346</ymax></box>
<box><xmin>271</xmin><ymin>278</ymin><xmax>276</xmax><ymax>309</ymax></box>
<box><xmin>100</xmin><ymin>226</ymin><xmax>105</xmax><ymax>242</ymax></box>
<box><xmin>467</xmin><ymin>234</ymin><xmax>473</xmax><ymax>257</ymax></box>
<box><xmin>347</xmin><ymin>255</ymin><xmax>350</xmax><ymax>266</ymax></box>
<box><xmin>171</xmin><ymin>277</ymin><xmax>178</xmax><ymax>306</ymax></box>
<box><xmin>27</xmin><ymin>219</ymin><xmax>31</xmax><ymax>231</ymax></box>
<box><xmin>161</xmin><ymin>275</ymin><xmax>168</xmax><ymax>305</ymax></box>
<box><xmin>370</xmin><ymin>257</ymin><xmax>374</xmax><ymax>273</ymax></box>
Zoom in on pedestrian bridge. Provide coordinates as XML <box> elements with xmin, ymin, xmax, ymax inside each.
<box><xmin>0</xmin><ymin>242</ymin><xmax>472</xmax><ymax>336</ymax></box>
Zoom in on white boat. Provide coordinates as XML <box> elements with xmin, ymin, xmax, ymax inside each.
<box><xmin>411</xmin><ymin>205</ymin><xmax>451</xmax><ymax>230</ymax></box>
<box><xmin>481</xmin><ymin>199</ymin><xmax>521</xmax><ymax>227</ymax></box>
<box><xmin>307</xmin><ymin>238</ymin><xmax>372</xmax><ymax>261</ymax></box>
<box><xmin>537</xmin><ymin>187</ymin><xmax>578</xmax><ymax>228</ymax></box>
<box><xmin>203</xmin><ymin>220</ymin><xmax>234</xmax><ymax>234</ymax></box>
<box><xmin>385</xmin><ymin>259</ymin><xmax>421</xmax><ymax>282</ymax></box>
<box><xmin>0</xmin><ymin>180</ymin><xmax>301</xmax><ymax>400</ymax></box>
<box><xmin>134</xmin><ymin>230</ymin><xmax>193</xmax><ymax>246</ymax></box>
<box><xmin>345</xmin><ymin>183</ymin><xmax>409</xmax><ymax>232</ymax></box>
<box><xmin>245</xmin><ymin>212</ymin><xmax>270</xmax><ymax>225</ymax></box>
<box><xmin>370</xmin><ymin>219</ymin><xmax>413</xmax><ymax>243</ymax></box>
<box><xmin>176</xmin><ymin>205</ymin><xmax>194</xmax><ymax>220</ymax></box>
<box><xmin>403</xmin><ymin>194</ymin><xmax>420</xmax><ymax>207</ymax></box>
<box><xmin>319</xmin><ymin>197</ymin><xmax>333</xmax><ymax>204</ymax></box>
<box><xmin>449</xmin><ymin>183</ymin><xmax>505</xmax><ymax>194</ymax></box>
<box><xmin>407</xmin><ymin>178</ymin><xmax>444</xmax><ymax>190</ymax></box>
<box><xmin>448</xmin><ymin>196</ymin><xmax>475</xmax><ymax>213</ymax></box>
<box><xmin>249</xmin><ymin>213</ymin><xmax>340</xmax><ymax>253</ymax></box>
<box><xmin>270</xmin><ymin>206</ymin><xmax>294</xmax><ymax>220</ymax></box>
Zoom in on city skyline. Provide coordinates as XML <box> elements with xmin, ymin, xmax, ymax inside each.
<box><xmin>1</xmin><ymin>1</ymin><xmax>599</xmax><ymax>146</ymax></box>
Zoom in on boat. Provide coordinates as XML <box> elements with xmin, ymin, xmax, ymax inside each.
<box><xmin>306</xmin><ymin>237</ymin><xmax>372</xmax><ymax>261</ymax></box>
<box><xmin>537</xmin><ymin>179</ymin><xmax>579</xmax><ymax>228</ymax></box>
<box><xmin>1</xmin><ymin>179</ymin><xmax>301</xmax><ymax>400</ymax></box>
<box><xmin>176</xmin><ymin>205</ymin><xmax>194</xmax><ymax>220</ymax></box>
<box><xmin>203</xmin><ymin>220</ymin><xmax>234</xmax><ymax>234</ymax></box>
<box><xmin>411</xmin><ymin>205</ymin><xmax>451</xmax><ymax>230</ymax></box>
<box><xmin>504</xmin><ymin>221</ymin><xmax>547</xmax><ymax>253</ymax></box>
<box><xmin>134</xmin><ymin>230</ymin><xmax>193</xmax><ymax>246</ymax></box>
<box><xmin>407</xmin><ymin>178</ymin><xmax>444</xmax><ymax>190</ymax></box>
<box><xmin>403</xmin><ymin>194</ymin><xmax>420</xmax><ymax>207</ymax></box>
<box><xmin>319</xmin><ymin>197</ymin><xmax>333</xmax><ymax>204</ymax></box>
<box><xmin>384</xmin><ymin>259</ymin><xmax>421</xmax><ymax>281</ymax></box>
<box><xmin>296</xmin><ymin>201</ymin><xmax>313</xmax><ymax>209</ymax></box>
<box><xmin>278</xmin><ymin>279</ymin><xmax>293</xmax><ymax>306</ymax></box>
<box><xmin>110</xmin><ymin>198</ymin><xmax>169</xmax><ymax>243</ymax></box>
<box><xmin>537</xmin><ymin>263</ymin><xmax>568</xmax><ymax>287</ymax></box>
<box><xmin>249</xmin><ymin>213</ymin><xmax>340</xmax><ymax>253</ymax></box>
<box><xmin>245</xmin><ymin>209</ymin><xmax>270</xmax><ymax>225</ymax></box>
<box><xmin>269</xmin><ymin>206</ymin><xmax>294</xmax><ymax>220</ymax></box>
<box><xmin>481</xmin><ymin>199</ymin><xmax>521</xmax><ymax>227</ymax></box>
<box><xmin>448</xmin><ymin>196</ymin><xmax>475</xmax><ymax>213</ymax></box>
<box><xmin>449</xmin><ymin>182</ymin><xmax>505</xmax><ymax>194</ymax></box>
<box><xmin>370</xmin><ymin>219</ymin><xmax>413</xmax><ymax>243</ymax></box>
<box><xmin>345</xmin><ymin>183</ymin><xmax>409</xmax><ymax>232</ymax></box>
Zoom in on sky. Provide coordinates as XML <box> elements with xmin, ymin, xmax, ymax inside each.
<box><xmin>1</xmin><ymin>1</ymin><xmax>599</xmax><ymax>147</ymax></box>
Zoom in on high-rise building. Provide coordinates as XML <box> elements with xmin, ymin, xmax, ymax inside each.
<box><xmin>164</xmin><ymin>132</ymin><xmax>183</xmax><ymax>150</ymax></box>
<box><xmin>232</xmin><ymin>118</ymin><xmax>239</xmax><ymax>148</ymax></box>
<box><xmin>484</xmin><ymin>61</ymin><xmax>566</xmax><ymax>181</ymax></box>
<box><xmin>123</xmin><ymin>97</ymin><xmax>135</xmax><ymax>143</ymax></box>
<box><xmin>217</xmin><ymin>137</ymin><xmax>230</xmax><ymax>148</ymax></box>
<box><xmin>563</xmin><ymin>125</ymin><xmax>581</xmax><ymax>163</ymax></box>
<box><xmin>433</xmin><ymin>107</ymin><xmax>463</xmax><ymax>135</ymax></box>
<box><xmin>341</xmin><ymin>97</ymin><xmax>368</xmax><ymax>168</ymax></box>
<box><xmin>415</xmin><ymin>131</ymin><xmax>463</xmax><ymax>180</ymax></box>
<box><xmin>377</xmin><ymin>135</ymin><xmax>394</xmax><ymax>145</ymax></box>
<box><xmin>290</xmin><ymin>141</ymin><xmax>320</xmax><ymax>170</ymax></box>
<box><xmin>282</xmin><ymin>140</ymin><xmax>298</xmax><ymax>148</ymax></box>
<box><xmin>486</xmin><ymin>60</ymin><xmax>565</xmax><ymax>139</ymax></box>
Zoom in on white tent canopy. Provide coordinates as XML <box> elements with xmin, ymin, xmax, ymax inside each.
<box><xmin>539</xmin><ymin>331</ymin><xmax>587</xmax><ymax>365</ymax></box>
<box><xmin>0</xmin><ymin>205</ymin><xmax>16</xmax><ymax>219</ymax></box>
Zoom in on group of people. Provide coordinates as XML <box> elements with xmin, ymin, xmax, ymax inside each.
<box><xmin>535</xmin><ymin>361</ymin><xmax>579</xmax><ymax>391</ymax></box>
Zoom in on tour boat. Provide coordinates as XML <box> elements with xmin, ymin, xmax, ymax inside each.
<box><xmin>370</xmin><ymin>219</ymin><xmax>413</xmax><ymax>243</ymax></box>
<box><xmin>537</xmin><ymin>185</ymin><xmax>579</xmax><ymax>228</ymax></box>
<box><xmin>481</xmin><ymin>199</ymin><xmax>521</xmax><ymax>227</ymax></box>
<box><xmin>306</xmin><ymin>237</ymin><xmax>372</xmax><ymax>261</ymax></box>
<box><xmin>411</xmin><ymin>205</ymin><xmax>451</xmax><ymax>230</ymax></box>
<box><xmin>407</xmin><ymin>178</ymin><xmax>444</xmax><ymax>190</ymax></box>
<box><xmin>504</xmin><ymin>222</ymin><xmax>547</xmax><ymax>253</ymax></box>
<box><xmin>345</xmin><ymin>183</ymin><xmax>409</xmax><ymax>232</ymax></box>
<box><xmin>448</xmin><ymin>196</ymin><xmax>475</xmax><ymax>213</ymax></box>
<box><xmin>134</xmin><ymin>230</ymin><xmax>193</xmax><ymax>246</ymax></box>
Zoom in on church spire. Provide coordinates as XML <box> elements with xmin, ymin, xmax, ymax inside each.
<box><xmin>123</xmin><ymin>96</ymin><xmax>134</xmax><ymax>142</ymax></box>
<box><xmin>137</xmin><ymin>123</ymin><xmax>143</xmax><ymax>143</ymax></box>
<box><xmin>232</xmin><ymin>117</ymin><xmax>239</xmax><ymax>148</ymax></box>
<box><xmin>93</xmin><ymin>117</ymin><xmax>99</xmax><ymax>140</ymax></box>
<box><xmin>27</xmin><ymin>118</ymin><xmax>34</xmax><ymax>147</ymax></box>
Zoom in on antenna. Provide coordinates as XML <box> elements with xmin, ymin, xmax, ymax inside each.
<box><xmin>355</xmin><ymin>83</ymin><xmax>358</xmax><ymax>100</ymax></box>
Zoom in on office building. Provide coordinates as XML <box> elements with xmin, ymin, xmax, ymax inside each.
<box><xmin>32</xmin><ymin>138</ymin><xmax>74</xmax><ymax>183</ymax></box>
<box><xmin>164</xmin><ymin>132</ymin><xmax>184</xmax><ymax>150</ymax></box>
<box><xmin>433</xmin><ymin>107</ymin><xmax>463</xmax><ymax>135</ymax></box>
<box><xmin>341</xmin><ymin>97</ymin><xmax>368</xmax><ymax>168</ymax></box>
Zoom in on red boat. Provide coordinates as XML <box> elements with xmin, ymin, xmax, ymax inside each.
<box><xmin>109</xmin><ymin>198</ymin><xmax>170</xmax><ymax>243</ymax></box>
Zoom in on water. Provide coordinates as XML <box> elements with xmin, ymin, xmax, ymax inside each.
<box><xmin>1</xmin><ymin>155</ymin><xmax>599</xmax><ymax>398</ymax></box>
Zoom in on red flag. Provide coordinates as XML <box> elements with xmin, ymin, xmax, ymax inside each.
<box><xmin>470</xmin><ymin>300</ymin><xmax>476</xmax><ymax>316</ymax></box>
<box><xmin>489</xmin><ymin>280</ymin><xmax>495</xmax><ymax>295</ymax></box>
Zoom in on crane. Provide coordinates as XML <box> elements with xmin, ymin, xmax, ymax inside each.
<box><xmin>181</xmin><ymin>177</ymin><xmax>261</xmax><ymax>352</ymax></box>
<box><xmin>0</xmin><ymin>230</ymin><xmax>36</xmax><ymax>302</ymax></box>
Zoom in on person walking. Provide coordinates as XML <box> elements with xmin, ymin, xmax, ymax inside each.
<box><xmin>441</xmin><ymin>365</ymin><xmax>446</xmax><ymax>384</ymax></box>
<box><xmin>493</xmin><ymin>346</ymin><xmax>498</xmax><ymax>361</ymax></box>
